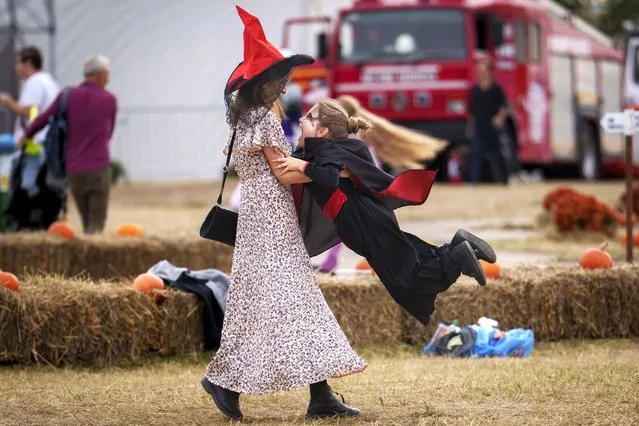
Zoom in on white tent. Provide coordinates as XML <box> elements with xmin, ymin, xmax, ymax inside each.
<box><xmin>15</xmin><ymin>0</ymin><xmax>351</xmax><ymax>181</ymax></box>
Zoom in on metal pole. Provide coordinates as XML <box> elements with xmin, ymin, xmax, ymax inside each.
<box><xmin>45</xmin><ymin>0</ymin><xmax>56</xmax><ymax>78</ymax></box>
<box><xmin>625</xmin><ymin>133</ymin><xmax>634</xmax><ymax>263</ymax></box>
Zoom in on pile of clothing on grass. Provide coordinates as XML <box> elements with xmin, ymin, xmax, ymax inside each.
<box><xmin>147</xmin><ymin>260</ymin><xmax>229</xmax><ymax>350</ymax></box>
<box><xmin>423</xmin><ymin>317</ymin><xmax>535</xmax><ymax>358</ymax></box>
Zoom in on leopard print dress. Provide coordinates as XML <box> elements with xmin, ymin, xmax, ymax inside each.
<box><xmin>204</xmin><ymin>109</ymin><xmax>367</xmax><ymax>395</ymax></box>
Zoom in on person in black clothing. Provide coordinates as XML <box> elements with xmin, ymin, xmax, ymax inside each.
<box><xmin>466</xmin><ymin>60</ymin><xmax>510</xmax><ymax>184</ymax></box>
<box><xmin>274</xmin><ymin>99</ymin><xmax>497</xmax><ymax>326</ymax></box>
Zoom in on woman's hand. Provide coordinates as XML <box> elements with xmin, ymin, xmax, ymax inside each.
<box><xmin>273</xmin><ymin>156</ymin><xmax>307</xmax><ymax>174</ymax></box>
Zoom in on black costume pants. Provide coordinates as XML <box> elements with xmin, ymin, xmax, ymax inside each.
<box><xmin>334</xmin><ymin>188</ymin><xmax>466</xmax><ymax>325</ymax></box>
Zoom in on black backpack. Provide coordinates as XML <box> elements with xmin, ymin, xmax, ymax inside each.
<box><xmin>429</xmin><ymin>326</ymin><xmax>477</xmax><ymax>357</ymax></box>
<box><xmin>44</xmin><ymin>87</ymin><xmax>71</xmax><ymax>182</ymax></box>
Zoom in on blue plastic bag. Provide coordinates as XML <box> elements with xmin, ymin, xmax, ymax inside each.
<box><xmin>470</xmin><ymin>326</ymin><xmax>535</xmax><ymax>358</ymax></box>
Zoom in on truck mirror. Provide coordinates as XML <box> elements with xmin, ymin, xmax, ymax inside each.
<box><xmin>317</xmin><ymin>32</ymin><xmax>328</xmax><ymax>60</ymax></box>
<box><xmin>491</xmin><ymin>17</ymin><xmax>504</xmax><ymax>47</ymax></box>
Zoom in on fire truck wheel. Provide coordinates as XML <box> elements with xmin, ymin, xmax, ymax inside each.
<box><xmin>578</xmin><ymin>123</ymin><xmax>601</xmax><ymax>181</ymax></box>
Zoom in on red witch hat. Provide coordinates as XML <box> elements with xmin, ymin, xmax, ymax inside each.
<box><xmin>225</xmin><ymin>6</ymin><xmax>314</xmax><ymax>95</ymax></box>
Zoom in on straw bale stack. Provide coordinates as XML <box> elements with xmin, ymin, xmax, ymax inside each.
<box><xmin>0</xmin><ymin>285</ymin><xmax>32</xmax><ymax>363</ymax></box>
<box><xmin>317</xmin><ymin>274</ymin><xmax>404</xmax><ymax>347</ymax></box>
<box><xmin>2</xmin><ymin>264</ymin><xmax>639</xmax><ymax>367</ymax></box>
<box><xmin>0</xmin><ymin>233</ymin><xmax>234</xmax><ymax>279</ymax></box>
<box><xmin>403</xmin><ymin>264</ymin><xmax>639</xmax><ymax>345</ymax></box>
<box><xmin>527</xmin><ymin>265</ymin><xmax>639</xmax><ymax>340</ymax></box>
<box><xmin>0</xmin><ymin>275</ymin><xmax>203</xmax><ymax>366</ymax></box>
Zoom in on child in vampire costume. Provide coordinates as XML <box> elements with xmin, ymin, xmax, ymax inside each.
<box><xmin>275</xmin><ymin>99</ymin><xmax>497</xmax><ymax>326</ymax></box>
<box><xmin>315</xmin><ymin>94</ymin><xmax>449</xmax><ymax>272</ymax></box>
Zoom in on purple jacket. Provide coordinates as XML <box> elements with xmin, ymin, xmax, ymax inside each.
<box><xmin>25</xmin><ymin>81</ymin><xmax>117</xmax><ymax>174</ymax></box>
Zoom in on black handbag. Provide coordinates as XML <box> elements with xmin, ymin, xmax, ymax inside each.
<box><xmin>199</xmin><ymin>128</ymin><xmax>239</xmax><ymax>246</ymax></box>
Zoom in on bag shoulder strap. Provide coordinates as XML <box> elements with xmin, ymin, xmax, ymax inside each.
<box><xmin>216</xmin><ymin>127</ymin><xmax>237</xmax><ymax>206</ymax></box>
<box><xmin>56</xmin><ymin>87</ymin><xmax>71</xmax><ymax>118</ymax></box>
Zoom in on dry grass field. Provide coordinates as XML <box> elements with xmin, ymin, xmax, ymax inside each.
<box><xmin>2</xmin><ymin>179</ymin><xmax>637</xmax><ymax>425</ymax></box>
<box><xmin>1</xmin><ymin>340</ymin><xmax>637</xmax><ymax>425</ymax></box>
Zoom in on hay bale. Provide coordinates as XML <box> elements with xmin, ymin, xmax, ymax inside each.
<box><xmin>0</xmin><ymin>287</ymin><xmax>32</xmax><ymax>363</ymax></box>
<box><xmin>2</xmin><ymin>272</ymin><xmax>401</xmax><ymax>366</ymax></box>
<box><xmin>402</xmin><ymin>264</ymin><xmax>639</xmax><ymax>346</ymax></box>
<box><xmin>528</xmin><ymin>265</ymin><xmax>639</xmax><ymax>340</ymax></box>
<box><xmin>6</xmin><ymin>263</ymin><xmax>637</xmax><ymax>366</ymax></box>
<box><xmin>152</xmin><ymin>292</ymin><xmax>204</xmax><ymax>355</ymax></box>
<box><xmin>318</xmin><ymin>275</ymin><xmax>404</xmax><ymax>347</ymax></box>
<box><xmin>0</xmin><ymin>233</ymin><xmax>233</xmax><ymax>280</ymax></box>
<box><xmin>0</xmin><ymin>275</ymin><xmax>204</xmax><ymax>366</ymax></box>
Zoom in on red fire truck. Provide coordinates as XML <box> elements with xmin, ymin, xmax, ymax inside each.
<box><xmin>283</xmin><ymin>0</ymin><xmax>627</xmax><ymax>181</ymax></box>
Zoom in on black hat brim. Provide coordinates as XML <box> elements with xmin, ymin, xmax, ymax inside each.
<box><xmin>225</xmin><ymin>54</ymin><xmax>315</xmax><ymax>96</ymax></box>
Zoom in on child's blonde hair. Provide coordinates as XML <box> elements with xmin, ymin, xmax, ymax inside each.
<box><xmin>315</xmin><ymin>98</ymin><xmax>372</xmax><ymax>140</ymax></box>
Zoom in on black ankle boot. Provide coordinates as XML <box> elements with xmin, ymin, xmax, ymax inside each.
<box><xmin>201</xmin><ymin>377</ymin><xmax>243</xmax><ymax>420</ymax></box>
<box><xmin>455</xmin><ymin>240</ymin><xmax>487</xmax><ymax>286</ymax></box>
<box><xmin>451</xmin><ymin>229</ymin><xmax>497</xmax><ymax>263</ymax></box>
<box><xmin>307</xmin><ymin>380</ymin><xmax>360</xmax><ymax>418</ymax></box>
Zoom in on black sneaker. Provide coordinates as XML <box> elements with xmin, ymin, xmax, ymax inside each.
<box><xmin>451</xmin><ymin>229</ymin><xmax>497</xmax><ymax>263</ymax></box>
<box><xmin>457</xmin><ymin>240</ymin><xmax>487</xmax><ymax>286</ymax></box>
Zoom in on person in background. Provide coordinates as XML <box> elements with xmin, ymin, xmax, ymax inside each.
<box><xmin>466</xmin><ymin>59</ymin><xmax>510</xmax><ymax>185</ymax></box>
<box><xmin>0</xmin><ymin>45</ymin><xmax>60</xmax><ymax>148</ymax></box>
<box><xmin>21</xmin><ymin>55</ymin><xmax>118</xmax><ymax>234</ymax></box>
<box><xmin>0</xmin><ymin>46</ymin><xmax>60</xmax><ymax>199</ymax></box>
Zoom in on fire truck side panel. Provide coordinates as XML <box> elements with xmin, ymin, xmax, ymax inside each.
<box><xmin>548</xmin><ymin>55</ymin><xmax>575</xmax><ymax>161</ymax></box>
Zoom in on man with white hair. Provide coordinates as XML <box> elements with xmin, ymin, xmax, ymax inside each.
<box><xmin>21</xmin><ymin>54</ymin><xmax>118</xmax><ymax>234</ymax></box>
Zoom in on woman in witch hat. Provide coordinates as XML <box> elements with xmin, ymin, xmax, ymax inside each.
<box><xmin>200</xmin><ymin>7</ymin><xmax>366</xmax><ymax>421</ymax></box>
<box><xmin>275</xmin><ymin>98</ymin><xmax>497</xmax><ymax>326</ymax></box>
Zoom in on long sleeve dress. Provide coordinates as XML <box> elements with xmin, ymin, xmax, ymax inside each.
<box><xmin>204</xmin><ymin>110</ymin><xmax>367</xmax><ymax>395</ymax></box>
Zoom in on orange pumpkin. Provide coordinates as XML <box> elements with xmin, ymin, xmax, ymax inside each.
<box><xmin>0</xmin><ymin>272</ymin><xmax>20</xmax><ymax>292</ymax></box>
<box><xmin>619</xmin><ymin>233</ymin><xmax>639</xmax><ymax>247</ymax></box>
<box><xmin>47</xmin><ymin>220</ymin><xmax>74</xmax><ymax>240</ymax></box>
<box><xmin>116</xmin><ymin>223</ymin><xmax>144</xmax><ymax>237</ymax></box>
<box><xmin>133</xmin><ymin>273</ymin><xmax>165</xmax><ymax>300</ymax></box>
<box><xmin>579</xmin><ymin>242</ymin><xmax>613</xmax><ymax>270</ymax></box>
<box><xmin>480</xmin><ymin>260</ymin><xmax>501</xmax><ymax>278</ymax></box>
<box><xmin>355</xmin><ymin>258</ymin><xmax>376</xmax><ymax>276</ymax></box>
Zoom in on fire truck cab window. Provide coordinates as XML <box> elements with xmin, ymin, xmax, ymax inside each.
<box><xmin>529</xmin><ymin>23</ymin><xmax>541</xmax><ymax>63</ymax></box>
<box><xmin>475</xmin><ymin>15</ymin><xmax>488</xmax><ymax>51</ymax></box>
<box><xmin>634</xmin><ymin>46</ymin><xmax>639</xmax><ymax>84</ymax></box>
<box><xmin>339</xmin><ymin>9</ymin><xmax>467</xmax><ymax>63</ymax></box>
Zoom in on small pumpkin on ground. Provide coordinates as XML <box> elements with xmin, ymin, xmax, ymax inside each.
<box><xmin>479</xmin><ymin>259</ymin><xmax>501</xmax><ymax>279</ymax></box>
<box><xmin>579</xmin><ymin>242</ymin><xmax>613</xmax><ymax>270</ymax></box>
<box><xmin>47</xmin><ymin>220</ymin><xmax>75</xmax><ymax>240</ymax></box>
<box><xmin>355</xmin><ymin>258</ymin><xmax>376</xmax><ymax>276</ymax></box>
<box><xmin>0</xmin><ymin>272</ymin><xmax>20</xmax><ymax>292</ymax></box>
<box><xmin>116</xmin><ymin>223</ymin><xmax>144</xmax><ymax>237</ymax></box>
<box><xmin>133</xmin><ymin>273</ymin><xmax>165</xmax><ymax>301</ymax></box>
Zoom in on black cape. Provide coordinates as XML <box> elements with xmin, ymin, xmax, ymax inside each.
<box><xmin>292</xmin><ymin>137</ymin><xmax>437</xmax><ymax>257</ymax></box>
